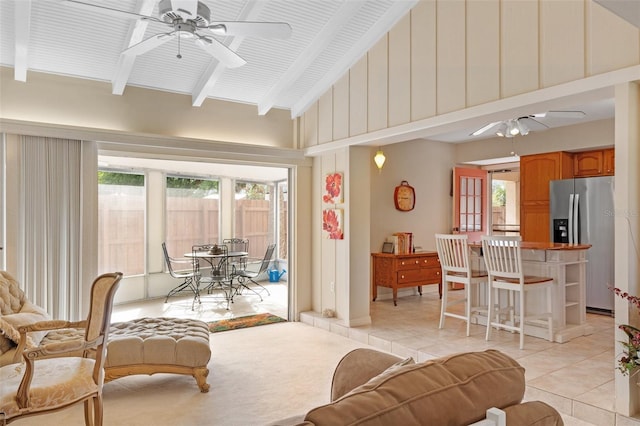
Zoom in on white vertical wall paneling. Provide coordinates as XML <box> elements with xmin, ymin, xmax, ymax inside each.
<box><xmin>501</xmin><ymin>0</ymin><xmax>539</xmax><ymax>98</ymax></box>
<box><xmin>540</xmin><ymin>1</ymin><xmax>585</xmax><ymax>88</ymax></box>
<box><xmin>388</xmin><ymin>13</ymin><xmax>411</xmax><ymax>127</ymax></box>
<box><xmin>311</xmin><ymin>156</ymin><xmax>323</xmax><ymax>313</ymax></box>
<box><xmin>333</xmin><ymin>73</ymin><xmax>350</xmax><ymax>141</ymax></box>
<box><xmin>436</xmin><ymin>0</ymin><xmax>466</xmax><ymax>114</ymax></box>
<box><xmin>334</xmin><ymin>150</ymin><xmax>348</xmax><ymax>321</ymax></box>
<box><xmin>350</xmin><ymin>56</ymin><xmax>368</xmax><ymax>137</ymax></box>
<box><xmin>587</xmin><ymin>1</ymin><xmax>640</xmax><ymax>76</ymax></box>
<box><xmin>303</xmin><ymin>102</ymin><xmax>319</xmax><ymax>147</ymax></box>
<box><xmin>320</xmin><ymin>153</ymin><xmax>338</xmax><ymax>313</ymax></box>
<box><xmin>613</xmin><ymin>81</ymin><xmax>640</xmax><ymax>416</ymax></box>
<box><xmin>368</xmin><ymin>35</ymin><xmax>389</xmax><ymax>131</ymax></box>
<box><xmin>466</xmin><ymin>0</ymin><xmax>501</xmax><ymax>107</ymax></box>
<box><xmin>318</xmin><ymin>90</ymin><xmax>333</xmax><ymax>144</ymax></box>
<box><xmin>410</xmin><ymin>0</ymin><xmax>437</xmax><ymax>121</ymax></box>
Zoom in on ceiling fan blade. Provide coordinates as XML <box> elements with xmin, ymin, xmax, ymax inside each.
<box><xmin>208</xmin><ymin>22</ymin><xmax>293</xmax><ymax>39</ymax></box>
<box><xmin>519</xmin><ymin>117</ymin><xmax>549</xmax><ymax>131</ymax></box>
<box><xmin>122</xmin><ymin>33</ymin><xmax>175</xmax><ymax>57</ymax></box>
<box><xmin>61</xmin><ymin>0</ymin><xmax>161</xmax><ymax>22</ymax></box>
<box><xmin>470</xmin><ymin>121</ymin><xmax>501</xmax><ymax>136</ymax></box>
<box><xmin>194</xmin><ymin>37</ymin><xmax>247</xmax><ymax>68</ymax></box>
<box><xmin>532</xmin><ymin>110</ymin><xmax>586</xmax><ymax>119</ymax></box>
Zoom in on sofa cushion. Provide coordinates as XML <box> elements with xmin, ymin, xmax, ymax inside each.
<box><xmin>0</xmin><ymin>271</ymin><xmax>26</xmax><ymax>315</ymax></box>
<box><xmin>304</xmin><ymin>349</ymin><xmax>525</xmax><ymax>426</ymax></box>
<box><xmin>1</xmin><ymin>301</ymin><xmax>51</xmax><ymax>347</ymax></box>
<box><xmin>330</xmin><ymin>348</ymin><xmax>413</xmax><ymax>402</ymax></box>
<box><xmin>0</xmin><ymin>272</ymin><xmax>51</xmax><ymax>356</ymax></box>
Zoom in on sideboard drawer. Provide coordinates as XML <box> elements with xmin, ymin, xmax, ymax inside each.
<box><xmin>397</xmin><ymin>268</ymin><xmax>423</xmax><ymax>283</ymax></box>
<box><xmin>397</xmin><ymin>258</ymin><xmax>422</xmax><ymax>271</ymax></box>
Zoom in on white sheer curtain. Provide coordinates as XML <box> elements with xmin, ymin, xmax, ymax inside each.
<box><xmin>18</xmin><ymin>136</ymin><xmax>97</xmax><ymax>321</ymax></box>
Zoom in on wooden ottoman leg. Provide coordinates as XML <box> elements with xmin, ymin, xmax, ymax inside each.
<box><xmin>194</xmin><ymin>367</ymin><xmax>210</xmax><ymax>393</ymax></box>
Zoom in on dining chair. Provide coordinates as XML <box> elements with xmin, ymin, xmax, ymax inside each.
<box><xmin>162</xmin><ymin>242</ymin><xmax>200</xmax><ymax>309</ymax></box>
<box><xmin>223</xmin><ymin>238</ymin><xmax>249</xmax><ymax>272</ymax></box>
<box><xmin>435</xmin><ymin>234</ymin><xmax>488</xmax><ymax>337</ymax></box>
<box><xmin>481</xmin><ymin>235</ymin><xmax>554</xmax><ymax>349</ymax></box>
<box><xmin>0</xmin><ymin>272</ymin><xmax>123</xmax><ymax>426</ymax></box>
<box><xmin>233</xmin><ymin>243</ymin><xmax>276</xmax><ymax>301</ymax></box>
<box><xmin>193</xmin><ymin>243</ymin><xmax>234</xmax><ymax>309</ymax></box>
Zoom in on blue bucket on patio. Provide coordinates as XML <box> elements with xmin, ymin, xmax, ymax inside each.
<box><xmin>269</xmin><ymin>269</ymin><xmax>286</xmax><ymax>282</ymax></box>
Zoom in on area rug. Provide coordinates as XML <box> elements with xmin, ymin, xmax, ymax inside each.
<box><xmin>208</xmin><ymin>313</ymin><xmax>286</xmax><ymax>333</ymax></box>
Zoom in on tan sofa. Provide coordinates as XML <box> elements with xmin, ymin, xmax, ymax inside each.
<box><xmin>277</xmin><ymin>348</ymin><xmax>563</xmax><ymax>426</ymax></box>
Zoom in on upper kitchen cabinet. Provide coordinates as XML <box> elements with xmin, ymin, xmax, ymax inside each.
<box><xmin>520</xmin><ymin>152</ymin><xmax>573</xmax><ymax>242</ymax></box>
<box><xmin>573</xmin><ymin>149</ymin><xmax>615</xmax><ymax>177</ymax></box>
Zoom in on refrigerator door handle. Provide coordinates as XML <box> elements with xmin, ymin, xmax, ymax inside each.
<box><xmin>568</xmin><ymin>194</ymin><xmax>574</xmax><ymax>243</ymax></box>
<box><xmin>573</xmin><ymin>193</ymin><xmax>580</xmax><ymax>244</ymax></box>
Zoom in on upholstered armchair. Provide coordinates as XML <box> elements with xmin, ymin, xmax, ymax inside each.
<box><xmin>0</xmin><ymin>272</ymin><xmax>122</xmax><ymax>426</ymax></box>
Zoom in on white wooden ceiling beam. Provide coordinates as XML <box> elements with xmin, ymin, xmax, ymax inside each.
<box><xmin>111</xmin><ymin>0</ymin><xmax>158</xmax><ymax>95</ymax></box>
<box><xmin>256</xmin><ymin>1</ymin><xmax>366</xmax><ymax>116</ymax></box>
<box><xmin>290</xmin><ymin>0</ymin><xmax>417</xmax><ymax>118</ymax></box>
<box><xmin>14</xmin><ymin>0</ymin><xmax>32</xmax><ymax>82</ymax></box>
<box><xmin>191</xmin><ymin>0</ymin><xmax>265</xmax><ymax>107</ymax></box>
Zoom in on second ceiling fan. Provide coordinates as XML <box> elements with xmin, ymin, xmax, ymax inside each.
<box><xmin>471</xmin><ymin>110</ymin><xmax>586</xmax><ymax>138</ymax></box>
<box><xmin>63</xmin><ymin>0</ymin><xmax>292</xmax><ymax>68</ymax></box>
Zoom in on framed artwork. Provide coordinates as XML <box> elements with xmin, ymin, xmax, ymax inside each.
<box><xmin>382</xmin><ymin>242</ymin><xmax>394</xmax><ymax>253</ymax></box>
<box><xmin>322</xmin><ymin>209</ymin><xmax>344</xmax><ymax>240</ymax></box>
<box><xmin>323</xmin><ymin>172</ymin><xmax>343</xmax><ymax>204</ymax></box>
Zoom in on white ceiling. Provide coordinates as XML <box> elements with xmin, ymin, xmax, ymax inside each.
<box><xmin>0</xmin><ymin>0</ymin><xmax>414</xmax><ymax>118</ymax></box>
<box><xmin>0</xmin><ymin>0</ymin><xmax>634</xmax><ymax>146</ymax></box>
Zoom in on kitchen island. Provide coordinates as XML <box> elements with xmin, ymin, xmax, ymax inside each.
<box><xmin>469</xmin><ymin>242</ymin><xmax>593</xmax><ymax>343</ymax></box>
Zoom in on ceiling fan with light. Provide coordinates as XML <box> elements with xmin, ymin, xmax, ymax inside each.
<box><xmin>471</xmin><ymin>110</ymin><xmax>586</xmax><ymax>138</ymax></box>
<box><xmin>62</xmin><ymin>0</ymin><xmax>292</xmax><ymax>68</ymax></box>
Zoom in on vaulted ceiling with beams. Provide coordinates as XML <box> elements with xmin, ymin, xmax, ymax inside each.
<box><xmin>0</xmin><ymin>0</ymin><xmax>415</xmax><ymax>118</ymax></box>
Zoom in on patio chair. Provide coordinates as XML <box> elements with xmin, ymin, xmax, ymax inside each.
<box><xmin>223</xmin><ymin>238</ymin><xmax>249</xmax><ymax>272</ymax></box>
<box><xmin>162</xmin><ymin>242</ymin><xmax>200</xmax><ymax>309</ymax></box>
<box><xmin>0</xmin><ymin>272</ymin><xmax>123</xmax><ymax>426</ymax></box>
<box><xmin>233</xmin><ymin>243</ymin><xmax>276</xmax><ymax>301</ymax></box>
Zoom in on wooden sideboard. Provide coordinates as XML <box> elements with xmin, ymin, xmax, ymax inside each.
<box><xmin>371</xmin><ymin>252</ymin><xmax>441</xmax><ymax>306</ymax></box>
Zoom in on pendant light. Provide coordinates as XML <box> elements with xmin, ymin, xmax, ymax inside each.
<box><xmin>374</xmin><ymin>150</ymin><xmax>386</xmax><ymax>171</ymax></box>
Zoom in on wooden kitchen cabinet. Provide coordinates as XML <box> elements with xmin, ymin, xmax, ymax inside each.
<box><xmin>519</xmin><ymin>152</ymin><xmax>573</xmax><ymax>242</ymax></box>
<box><xmin>371</xmin><ymin>252</ymin><xmax>441</xmax><ymax>306</ymax></box>
<box><xmin>573</xmin><ymin>148</ymin><xmax>615</xmax><ymax>177</ymax></box>
<box><xmin>603</xmin><ymin>148</ymin><xmax>615</xmax><ymax>175</ymax></box>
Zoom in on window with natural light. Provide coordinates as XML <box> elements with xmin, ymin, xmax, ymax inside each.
<box><xmin>98</xmin><ymin>171</ymin><xmax>145</xmax><ymax>276</ymax></box>
<box><xmin>165</xmin><ymin>176</ymin><xmax>220</xmax><ymax>260</ymax></box>
<box><xmin>234</xmin><ymin>181</ymin><xmax>274</xmax><ymax>258</ymax></box>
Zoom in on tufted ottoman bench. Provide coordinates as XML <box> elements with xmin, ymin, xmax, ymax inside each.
<box><xmin>42</xmin><ymin>317</ymin><xmax>212</xmax><ymax>392</ymax></box>
<box><xmin>105</xmin><ymin>317</ymin><xmax>211</xmax><ymax>392</ymax></box>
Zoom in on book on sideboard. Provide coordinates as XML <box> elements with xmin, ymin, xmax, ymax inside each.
<box><xmin>386</xmin><ymin>232</ymin><xmax>413</xmax><ymax>254</ymax></box>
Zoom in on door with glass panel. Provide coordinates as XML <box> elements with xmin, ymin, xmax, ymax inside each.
<box><xmin>453</xmin><ymin>167</ymin><xmax>488</xmax><ymax>242</ymax></box>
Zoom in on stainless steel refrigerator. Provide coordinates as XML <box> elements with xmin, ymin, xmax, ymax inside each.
<box><xmin>549</xmin><ymin>176</ymin><xmax>615</xmax><ymax>313</ymax></box>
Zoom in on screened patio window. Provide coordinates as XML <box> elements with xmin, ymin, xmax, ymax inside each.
<box><xmin>98</xmin><ymin>171</ymin><xmax>145</xmax><ymax>276</ymax></box>
<box><xmin>165</xmin><ymin>176</ymin><xmax>220</xmax><ymax>259</ymax></box>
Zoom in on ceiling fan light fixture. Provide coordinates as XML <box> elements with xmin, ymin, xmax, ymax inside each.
<box><xmin>495</xmin><ymin>123</ymin><xmax>507</xmax><ymax>137</ymax></box>
<box><xmin>516</xmin><ymin>120</ymin><xmax>529</xmax><ymax>136</ymax></box>
<box><xmin>508</xmin><ymin>120</ymin><xmax>520</xmax><ymax>136</ymax></box>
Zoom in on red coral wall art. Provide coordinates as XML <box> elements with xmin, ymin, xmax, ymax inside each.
<box><xmin>322</xmin><ymin>172</ymin><xmax>343</xmax><ymax>204</ymax></box>
<box><xmin>322</xmin><ymin>209</ymin><xmax>344</xmax><ymax>240</ymax></box>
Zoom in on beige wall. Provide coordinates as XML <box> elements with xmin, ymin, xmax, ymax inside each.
<box><xmin>0</xmin><ymin>67</ymin><xmax>294</xmax><ymax>148</ymax></box>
